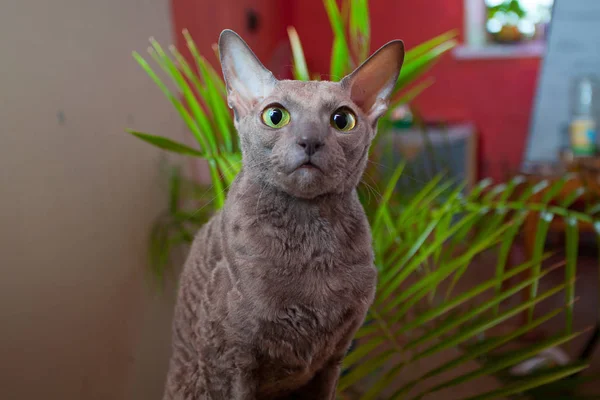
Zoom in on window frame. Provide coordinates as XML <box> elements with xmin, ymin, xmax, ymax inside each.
<box><xmin>455</xmin><ymin>0</ymin><xmax>547</xmax><ymax>59</ymax></box>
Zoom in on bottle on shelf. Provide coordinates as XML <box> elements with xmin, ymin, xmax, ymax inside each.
<box><xmin>569</xmin><ymin>75</ymin><xmax>599</xmax><ymax>157</ymax></box>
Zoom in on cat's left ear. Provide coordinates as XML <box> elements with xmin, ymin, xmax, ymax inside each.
<box><xmin>341</xmin><ymin>40</ymin><xmax>405</xmax><ymax>122</ymax></box>
<box><xmin>219</xmin><ymin>29</ymin><xmax>278</xmax><ymax>118</ymax></box>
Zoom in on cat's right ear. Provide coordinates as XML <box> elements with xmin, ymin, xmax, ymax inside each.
<box><xmin>218</xmin><ymin>29</ymin><xmax>277</xmax><ymax>118</ymax></box>
<box><xmin>340</xmin><ymin>40</ymin><xmax>405</xmax><ymax>124</ymax></box>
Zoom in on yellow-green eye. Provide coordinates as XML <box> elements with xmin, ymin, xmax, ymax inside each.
<box><xmin>262</xmin><ymin>106</ymin><xmax>290</xmax><ymax>128</ymax></box>
<box><xmin>331</xmin><ymin>108</ymin><xmax>356</xmax><ymax>132</ymax></box>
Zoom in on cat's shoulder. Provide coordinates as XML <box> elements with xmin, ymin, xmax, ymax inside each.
<box><xmin>190</xmin><ymin>211</ymin><xmax>223</xmax><ymax>247</ymax></box>
<box><xmin>181</xmin><ymin>211</ymin><xmax>225</xmax><ymax>276</ymax></box>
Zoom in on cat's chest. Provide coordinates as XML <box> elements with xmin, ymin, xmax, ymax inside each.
<box><xmin>223</xmin><ymin>209</ymin><xmax>376</xmax><ymax>396</ymax></box>
<box><xmin>230</xmin><ymin>210</ymin><xmax>375</xmax><ymax>311</ymax></box>
<box><xmin>252</xmin><ymin>296</ymin><xmax>361</xmax><ymax>397</ymax></box>
<box><xmin>234</xmin><ymin>212</ymin><xmax>366</xmax><ymax>269</ymax></box>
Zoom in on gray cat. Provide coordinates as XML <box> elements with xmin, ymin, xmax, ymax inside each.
<box><xmin>163</xmin><ymin>29</ymin><xmax>404</xmax><ymax>400</ymax></box>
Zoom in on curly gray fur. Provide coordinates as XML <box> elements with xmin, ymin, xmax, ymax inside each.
<box><xmin>163</xmin><ymin>30</ymin><xmax>404</xmax><ymax>400</ymax></box>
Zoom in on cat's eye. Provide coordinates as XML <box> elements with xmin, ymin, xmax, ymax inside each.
<box><xmin>261</xmin><ymin>106</ymin><xmax>291</xmax><ymax>129</ymax></box>
<box><xmin>330</xmin><ymin>108</ymin><xmax>356</xmax><ymax>132</ymax></box>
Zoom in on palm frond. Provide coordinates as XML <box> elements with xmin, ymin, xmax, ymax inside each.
<box><xmin>339</xmin><ymin>169</ymin><xmax>596</xmax><ymax>398</ymax></box>
<box><xmin>287</xmin><ymin>27</ymin><xmax>310</xmax><ymax>81</ymax></box>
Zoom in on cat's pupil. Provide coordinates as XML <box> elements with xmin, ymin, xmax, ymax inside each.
<box><xmin>333</xmin><ymin>113</ymin><xmax>348</xmax><ymax>129</ymax></box>
<box><xmin>269</xmin><ymin>109</ymin><xmax>283</xmax><ymax>125</ymax></box>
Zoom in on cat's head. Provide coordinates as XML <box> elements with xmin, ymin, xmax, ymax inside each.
<box><xmin>219</xmin><ymin>30</ymin><xmax>404</xmax><ymax>199</ymax></box>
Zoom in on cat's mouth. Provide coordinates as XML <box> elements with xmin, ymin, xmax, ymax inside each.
<box><xmin>295</xmin><ymin>160</ymin><xmax>322</xmax><ymax>173</ymax></box>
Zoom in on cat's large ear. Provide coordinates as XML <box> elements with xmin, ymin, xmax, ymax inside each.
<box><xmin>341</xmin><ymin>40</ymin><xmax>405</xmax><ymax>122</ymax></box>
<box><xmin>218</xmin><ymin>29</ymin><xmax>277</xmax><ymax>118</ymax></box>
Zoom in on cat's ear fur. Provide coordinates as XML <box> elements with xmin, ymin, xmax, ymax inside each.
<box><xmin>219</xmin><ymin>29</ymin><xmax>277</xmax><ymax>118</ymax></box>
<box><xmin>341</xmin><ymin>40</ymin><xmax>405</xmax><ymax>122</ymax></box>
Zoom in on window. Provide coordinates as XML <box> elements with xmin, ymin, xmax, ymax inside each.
<box><xmin>457</xmin><ymin>0</ymin><xmax>555</xmax><ymax>59</ymax></box>
<box><xmin>485</xmin><ymin>0</ymin><xmax>553</xmax><ymax>43</ymax></box>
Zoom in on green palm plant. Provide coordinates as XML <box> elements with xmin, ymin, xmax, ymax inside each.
<box><xmin>338</xmin><ymin>170</ymin><xmax>599</xmax><ymax>399</ymax></box>
<box><xmin>129</xmin><ymin>0</ymin><xmax>458</xmax><ymax>278</ymax></box>
<box><xmin>129</xmin><ymin>0</ymin><xmax>599</xmax><ymax>398</ymax></box>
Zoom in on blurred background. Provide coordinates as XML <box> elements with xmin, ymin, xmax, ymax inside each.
<box><xmin>1</xmin><ymin>0</ymin><xmax>599</xmax><ymax>399</ymax></box>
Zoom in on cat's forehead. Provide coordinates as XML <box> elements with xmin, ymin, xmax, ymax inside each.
<box><xmin>269</xmin><ymin>80</ymin><xmax>349</xmax><ymax>109</ymax></box>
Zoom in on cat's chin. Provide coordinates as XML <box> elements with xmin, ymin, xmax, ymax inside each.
<box><xmin>277</xmin><ymin>167</ymin><xmax>333</xmax><ymax>199</ymax></box>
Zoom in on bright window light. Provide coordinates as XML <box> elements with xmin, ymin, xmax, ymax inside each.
<box><xmin>484</xmin><ymin>0</ymin><xmax>554</xmax><ymax>42</ymax></box>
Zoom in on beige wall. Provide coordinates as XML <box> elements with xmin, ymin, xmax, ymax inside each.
<box><xmin>0</xmin><ymin>1</ymin><xmax>184</xmax><ymax>398</ymax></box>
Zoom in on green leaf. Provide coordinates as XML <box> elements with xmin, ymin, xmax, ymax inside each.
<box><xmin>564</xmin><ymin>216</ymin><xmax>578</xmax><ymax>335</ymax></box>
<box><xmin>349</xmin><ymin>0</ymin><xmax>370</xmax><ymax>62</ymax></box>
<box><xmin>324</xmin><ymin>0</ymin><xmax>351</xmax><ymax>79</ymax></box>
<box><xmin>207</xmin><ymin>159</ymin><xmax>226</xmax><ymax>209</ymax></box>
<box><xmin>445</xmin><ymin>212</ymin><xmax>491</xmax><ymax>300</ymax></box>
<box><xmin>482</xmin><ymin>182</ymin><xmax>508</xmax><ymax>202</ymax></box>
<box><xmin>132</xmin><ymin>51</ymin><xmax>209</xmax><ymax>153</ymax></box>
<box><xmin>523</xmin><ymin>374</ymin><xmax>600</xmax><ymax>399</ymax></box>
<box><xmin>542</xmin><ymin>175</ymin><xmax>572</xmax><ymax>203</ymax></box>
<box><xmin>397</xmin><ymin>258</ymin><xmax>544</xmax><ymax>335</ymax></box>
<box><xmin>417</xmin><ymin>306</ymin><xmax>566</xmax><ymax>384</ymax></box>
<box><xmin>189</xmin><ymin>42</ymin><xmax>235</xmax><ymax>149</ymax></box>
<box><xmin>148</xmin><ymin>39</ymin><xmax>219</xmax><ymax>155</ymax></box>
<box><xmin>468</xmin><ymin>178</ymin><xmax>494</xmax><ymax>200</ymax></box>
<box><xmin>168</xmin><ymin>167</ymin><xmax>182</xmax><ymax>213</ymax></box>
<box><xmin>217</xmin><ymin>152</ymin><xmax>242</xmax><ymax>186</ymax></box>
<box><xmin>342</xmin><ymin>337</ymin><xmax>386</xmax><ymax>368</ymax></box>
<box><xmin>494</xmin><ymin>211</ymin><xmax>528</xmax><ymax>314</ymax></box>
<box><xmin>338</xmin><ymin>350</ymin><xmax>394</xmax><ymax>391</ymax></box>
<box><xmin>517</xmin><ymin>179</ymin><xmax>549</xmax><ymax>203</ymax></box>
<box><xmin>359</xmin><ymin>362</ymin><xmax>405</xmax><ymax>400</ymax></box>
<box><xmin>395</xmin><ymin>40</ymin><xmax>457</xmax><ymax>93</ymax></box>
<box><xmin>215</xmin><ymin>157</ymin><xmax>236</xmax><ymax>187</ymax></box>
<box><xmin>402</xmin><ymin>266</ymin><xmax>564</xmax><ymax>352</ymax></box>
<box><xmin>528</xmin><ymin>211</ymin><xmax>554</xmax><ymax>322</ymax></box>
<box><xmin>432</xmin><ymin>209</ymin><xmax>453</xmax><ymax>266</ymax></box>
<box><xmin>586</xmin><ymin>202</ymin><xmax>600</xmax><ymax>215</ymax></box>
<box><xmin>330</xmin><ymin>36</ymin><xmax>351</xmax><ymax>81</ymax></box>
<box><xmin>178</xmin><ymin>35</ymin><xmax>235</xmax><ymax>153</ymax></box>
<box><xmin>390</xmin><ymin>176</ymin><xmax>453</xmax><ymax>243</ymax></box>
<box><xmin>388</xmin><ymin>77</ymin><xmax>435</xmax><ymax>111</ymax></box>
<box><xmin>419</xmin><ymin>331</ymin><xmax>586</xmax><ymax>397</ymax></box>
<box><xmin>373</xmin><ymin>204</ymin><xmax>399</xmax><ymax>258</ymax></box>
<box><xmin>127</xmin><ymin>130</ymin><xmax>204</xmax><ymax>157</ymax></box>
<box><xmin>499</xmin><ymin>175</ymin><xmax>526</xmax><ymax>201</ymax></box>
<box><xmin>376</xmin><ymin>217</ymin><xmax>444</xmax><ymax>302</ymax></box>
<box><xmin>561</xmin><ymin>187</ymin><xmax>585</xmax><ymax>208</ymax></box>
<box><xmin>383</xmin><ymin>215</ymin><xmax>508</xmax><ymax>315</ymax></box>
<box><xmin>168</xmin><ymin>44</ymin><xmax>208</xmax><ymax>101</ymax></box>
<box><xmin>287</xmin><ymin>27</ymin><xmax>310</xmax><ymax>81</ymax></box>
<box><xmin>462</xmin><ymin>363</ymin><xmax>588</xmax><ymax>400</ymax></box>
<box><xmin>149</xmin><ymin>217</ymin><xmax>170</xmax><ymax>281</ymax></box>
<box><xmin>372</xmin><ymin>162</ymin><xmax>405</xmax><ymax>235</ymax></box>
<box><xmin>354</xmin><ymin>323</ymin><xmax>378</xmax><ymax>339</ymax></box>
<box><xmin>439</xmin><ymin>204</ymin><xmax>488</xmax><ymax>266</ymax></box>
<box><xmin>404</xmin><ymin>30</ymin><xmax>458</xmax><ymax>63</ymax></box>
<box><xmin>407</xmin><ymin>282</ymin><xmax>568</xmax><ymax>365</ymax></box>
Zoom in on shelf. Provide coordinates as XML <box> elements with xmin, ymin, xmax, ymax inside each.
<box><xmin>453</xmin><ymin>41</ymin><xmax>546</xmax><ymax>60</ymax></box>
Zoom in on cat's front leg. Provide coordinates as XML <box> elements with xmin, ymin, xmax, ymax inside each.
<box><xmin>230</xmin><ymin>372</ymin><xmax>258</xmax><ymax>400</ymax></box>
<box><xmin>205</xmin><ymin>363</ymin><xmax>257</xmax><ymax>400</ymax></box>
<box><xmin>227</xmin><ymin>351</ymin><xmax>259</xmax><ymax>400</ymax></box>
<box><xmin>293</xmin><ymin>326</ymin><xmax>362</xmax><ymax>398</ymax></box>
<box><xmin>291</xmin><ymin>357</ymin><xmax>342</xmax><ymax>400</ymax></box>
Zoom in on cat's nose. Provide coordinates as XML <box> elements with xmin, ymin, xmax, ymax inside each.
<box><xmin>297</xmin><ymin>136</ymin><xmax>324</xmax><ymax>156</ymax></box>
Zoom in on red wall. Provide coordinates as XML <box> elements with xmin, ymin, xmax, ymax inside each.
<box><xmin>171</xmin><ymin>0</ymin><xmax>292</xmax><ymax>78</ymax></box>
<box><xmin>172</xmin><ymin>0</ymin><xmax>542</xmax><ymax>181</ymax></box>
